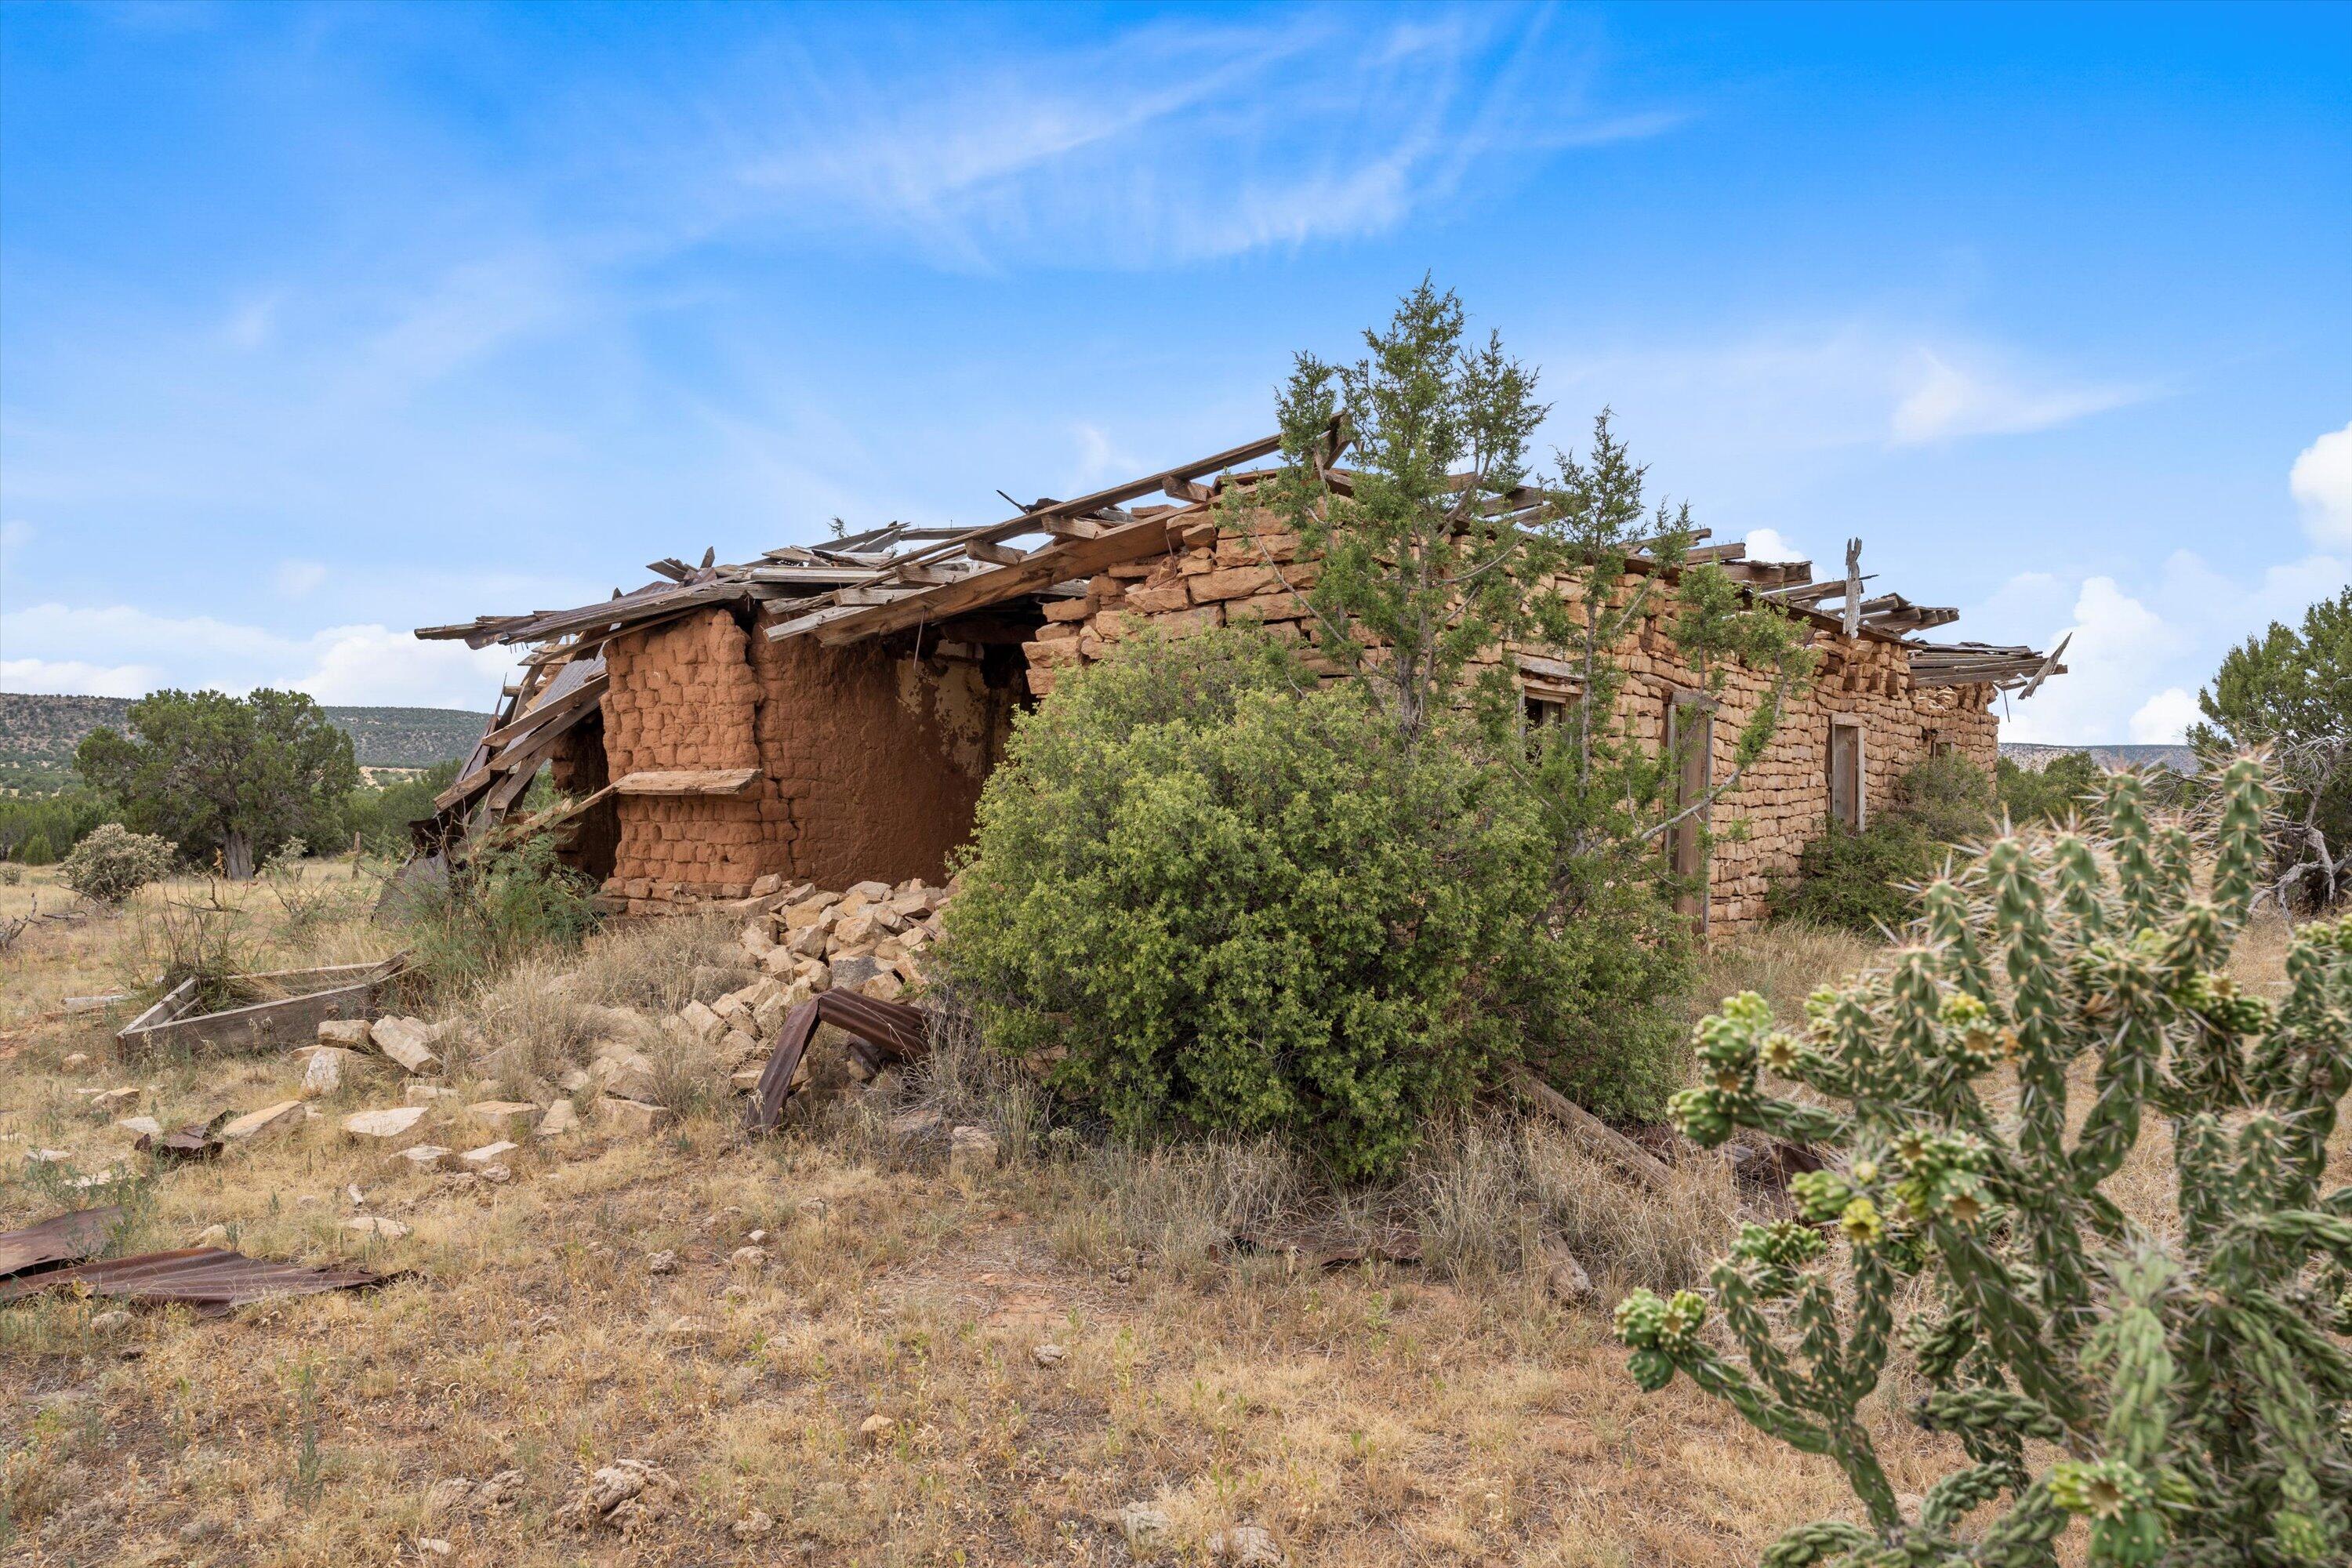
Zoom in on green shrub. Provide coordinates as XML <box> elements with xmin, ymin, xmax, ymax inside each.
<box><xmin>59</xmin><ymin>822</ymin><xmax>176</xmax><ymax>905</ymax></box>
<box><xmin>1774</xmin><ymin>757</ymin><xmax>1997</xmax><ymax>933</ymax></box>
<box><xmin>945</xmin><ymin>630</ymin><xmax>1570</xmax><ymax>1181</ymax></box>
<box><xmin>16</xmin><ymin>832</ymin><xmax>56</xmax><ymax>866</ymax></box>
<box><xmin>387</xmin><ymin>833</ymin><xmax>598</xmax><ymax>998</ymax></box>
<box><xmin>1619</xmin><ymin>760</ymin><xmax>2352</xmax><ymax>1566</ymax></box>
<box><xmin>1996</xmin><ymin>750</ymin><xmax>2103</xmax><ymax>826</ymax></box>
<box><xmin>0</xmin><ymin>864</ymin><xmax>20</xmax><ymax>887</ymax></box>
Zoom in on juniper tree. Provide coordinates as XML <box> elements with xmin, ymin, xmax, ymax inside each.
<box><xmin>1615</xmin><ymin>760</ymin><xmax>2352</xmax><ymax>1566</ymax></box>
<box><xmin>1259</xmin><ymin>280</ymin><xmax>1813</xmax><ymax>913</ymax></box>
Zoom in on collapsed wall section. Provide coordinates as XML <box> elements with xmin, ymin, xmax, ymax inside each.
<box><xmin>598</xmin><ymin>605</ymin><xmax>1021</xmax><ymax>911</ymax></box>
<box><xmin>1021</xmin><ymin>509</ymin><xmax>2001</xmax><ymax>935</ymax></box>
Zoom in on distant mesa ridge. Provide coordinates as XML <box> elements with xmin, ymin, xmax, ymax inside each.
<box><xmin>1998</xmin><ymin>742</ymin><xmax>2198</xmax><ymax>775</ymax></box>
<box><xmin>0</xmin><ymin>691</ymin><xmax>488</xmax><ymax>783</ymax></box>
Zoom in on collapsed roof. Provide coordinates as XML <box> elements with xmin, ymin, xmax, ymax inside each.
<box><xmin>416</xmin><ymin>430</ymin><xmax>2063</xmax><ymax>834</ymax></box>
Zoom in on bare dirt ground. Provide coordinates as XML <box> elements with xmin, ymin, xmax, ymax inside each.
<box><xmin>0</xmin><ymin>868</ymin><xmax>2321</xmax><ymax>1566</ymax></box>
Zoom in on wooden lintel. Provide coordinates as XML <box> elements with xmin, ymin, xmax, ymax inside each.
<box><xmin>612</xmin><ymin>768</ymin><xmax>763</xmax><ymax>798</ymax></box>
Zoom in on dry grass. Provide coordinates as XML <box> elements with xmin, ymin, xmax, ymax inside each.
<box><xmin>1</xmin><ymin>901</ymin><xmax>2335</xmax><ymax>1566</ymax></box>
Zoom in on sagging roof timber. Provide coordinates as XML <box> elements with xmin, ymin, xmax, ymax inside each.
<box><xmin>412</xmin><ymin>424</ymin><xmax>2063</xmax><ymax>841</ymax></box>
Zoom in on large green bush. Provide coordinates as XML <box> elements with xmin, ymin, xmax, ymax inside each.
<box><xmin>944</xmin><ymin>630</ymin><xmax>1579</xmax><ymax>1181</ymax></box>
<box><xmin>1775</xmin><ymin>756</ymin><xmax>1998</xmax><ymax>933</ymax></box>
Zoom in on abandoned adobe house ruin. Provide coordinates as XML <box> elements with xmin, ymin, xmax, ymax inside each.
<box><xmin>417</xmin><ymin>430</ymin><xmax>2063</xmax><ymax>935</ymax></box>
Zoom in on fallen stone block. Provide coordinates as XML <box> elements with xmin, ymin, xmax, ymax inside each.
<box><xmin>372</xmin><ymin>1016</ymin><xmax>443</xmax><ymax>1076</ymax></box>
<box><xmin>405</xmin><ymin>1083</ymin><xmax>456</xmax><ymax>1105</ymax></box>
<box><xmin>223</xmin><ymin>1100</ymin><xmax>308</xmax><ymax>1142</ymax></box>
<box><xmin>466</xmin><ymin>1100</ymin><xmax>541</xmax><ymax>1131</ymax></box>
<box><xmin>535</xmin><ymin>1100</ymin><xmax>580</xmax><ymax>1138</ymax></box>
<box><xmin>317</xmin><ymin>1018</ymin><xmax>373</xmax><ymax>1049</ymax></box>
<box><xmin>600</xmin><ymin>1097</ymin><xmax>672</xmax><ymax>1135</ymax></box>
<box><xmin>343</xmin><ymin>1105</ymin><xmax>428</xmax><ymax>1139</ymax></box>
<box><xmin>460</xmin><ymin>1140</ymin><xmax>518</xmax><ymax>1167</ymax></box>
<box><xmin>346</xmin><ymin>1215</ymin><xmax>412</xmax><ymax>1240</ymax></box>
<box><xmin>301</xmin><ymin>1047</ymin><xmax>358</xmax><ymax>1098</ymax></box>
<box><xmin>394</xmin><ymin>1144</ymin><xmax>452</xmax><ymax>1170</ymax></box>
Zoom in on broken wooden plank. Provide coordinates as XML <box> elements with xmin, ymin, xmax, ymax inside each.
<box><xmin>1508</xmin><ymin>1070</ymin><xmax>1675</xmax><ymax>1193</ymax></box>
<box><xmin>612</xmin><ymin>768</ymin><xmax>763</xmax><ymax>797</ymax></box>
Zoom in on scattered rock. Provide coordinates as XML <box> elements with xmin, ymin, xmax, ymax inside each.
<box><xmin>346</xmin><ymin>1216</ymin><xmax>412</xmax><ymax>1240</ymax></box>
<box><xmin>679</xmin><ymin>999</ymin><xmax>725</xmax><ymax>1044</ymax></box>
<box><xmin>562</xmin><ymin>1459</ymin><xmax>681</xmax><ymax>1533</ymax></box>
<box><xmin>646</xmin><ymin>1250</ymin><xmax>680</xmax><ymax>1276</ymax></box>
<box><xmin>413</xmin><ymin>1538</ymin><xmax>453</xmax><ymax>1558</ymax></box>
<box><xmin>466</xmin><ymin>1100</ymin><xmax>540</xmax><ymax>1131</ymax></box>
<box><xmin>394</xmin><ymin>1145</ymin><xmax>453</xmax><ymax>1171</ymax></box>
<box><xmin>372</xmin><ymin>1016</ymin><xmax>443</xmax><ymax>1075</ymax></box>
<box><xmin>600</xmin><ymin>1096</ymin><xmax>672</xmax><ymax>1135</ymax></box>
<box><xmin>1120</xmin><ymin>1503</ymin><xmax>1173</xmax><ymax>1552</ymax></box>
<box><xmin>194</xmin><ymin>1223</ymin><xmax>230</xmax><ymax>1248</ymax></box>
<box><xmin>115</xmin><ymin>1115</ymin><xmax>163</xmax><ymax>1138</ymax></box>
<box><xmin>475</xmin><ymin>1162</ymin><xmax>513</xmax><ymax>1185</ymax></box>
<box><xmin>460</xmin><ymin>1139</ymin><xmax>518</xmax><ymax>1167</ymax></box>
<box><xmin>301</xmin><ymin>1048</ymin><xmax>357</xmax><ymax>1098</ymax></box>
<box><xmin>728</xmin><ymin>1066</ymin><xmax>764</xmax><ymax>1094</ymax></box>
<box><xmin>1208</xmin><ymin>1524</ymin><xmax>1284</xmax><ymax>1566</ymax></box>
<box><xmin>1541</xmin><ymin>1238</ymin><xmax>1596</xmax><ymax>1305</ymax></box>
<box><xmin>405</xmin><ymin>1083</ymin><xmax>456</xmax><ymax>1105</ymax></box>
<box><xmin>317</xmin><ymin>1018</ymin><xmax>373</xmax><ymax>1049</ymax></box>
<box><xmin>858</xmin><ymin>1413</ymin><xmax>896</xmax><ymax>1447</ymax></box>
<box><xmin>88</xmin><ymin>1086</ymin><xmax>142</xmax><ymax>1115</ymax></box>
<box><xmin>829</xmin><ymin>954</ymin><xmax>882</xmax><ymax>991</ymax></box>
<box><xmin>1031</xmin><ymin>1342</ymin><xmax>1066</xmax><ymax>1368</ymax></box>
<box><xmin>61</xmin><ymin>1051</ymin><xmax>90</xmax><ymax>1069</ymax></box>
<box><xmin>590</xmin><ymin>1046</ymin><xmax>659</xmax><ymax>1102</ymax></box>
<box><xmin>89</xmin><ymin>1308</ymin><xmax>132</xmax><ymax>1334</ymax></box>
<box><xmin>475</xmin><ymin>1469</ymin><xmax>524</xmax><ymax>1508</ymax></box>
<box><xmin>535</xmin><ymin>1099</ymin><xmax>580</xmax><ymax>1138</ymax></box>
<box><xmin>222</xmin><ymin>1100</ymin><xmax>307</xmax><ymax>1142</ymax></box>
<box><xmin>731</xmin><ymin>1508</ymin><xmax>777</xmax><ymax>1541</ymax></box>
<box><xmin>343</xmin><ymin>1105</ymin><xmax>429</xmax><ymax>1139</ymax></box>
<box><xmin>949</xmin><ymin>1125</ymin><xmax>1000</xmax><ymax>1175</ymax></box>
<box><xmin>728</xmin><ymin>1245</ymin><xmax>768</xmax><ymax>1273</ymax></box>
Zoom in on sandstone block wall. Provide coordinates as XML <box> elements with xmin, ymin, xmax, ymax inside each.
<box><xmin>597</xmin><ymin>607</ymin><xmax>1018</xmax><ymax>909</ymax></box>
<box><xmin>1021</xmin><ymin>510</ymin><xmax>2002</xmax><ymax>935</ymax></box>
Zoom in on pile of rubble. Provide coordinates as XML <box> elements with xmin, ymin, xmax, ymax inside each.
<box><xmin>681</xmin><ymin>875</ymin><xmax>946</xmax><ymax>1094</ymax></box>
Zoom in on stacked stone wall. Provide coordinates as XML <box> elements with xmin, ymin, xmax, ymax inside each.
<box><xmin>1021</xmin><ymin>510</ymin><xmax>2001</xmax><ymax>935</ymax></box>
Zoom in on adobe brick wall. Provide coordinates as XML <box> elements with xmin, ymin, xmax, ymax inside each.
<box><xmin>1021</xmin><ymin>510</ymin><xmax>2002</xmax><ymax>935</ymax></box>
<box><xmin>597</xmin><ymin>607</ymin><xmax>1016</xmax><ymax>908</ymax></box>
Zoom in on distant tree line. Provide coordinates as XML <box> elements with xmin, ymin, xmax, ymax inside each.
<box><xmin>0</xmin><ymin>687</ymin><xmax>466</xmax><ymax>874</ymax></box>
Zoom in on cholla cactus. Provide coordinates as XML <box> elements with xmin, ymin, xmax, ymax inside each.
<box><xmin>1617</xmin><ymin>760</ymin><xmax>2352</xmax><ymax>1566</ymax></box>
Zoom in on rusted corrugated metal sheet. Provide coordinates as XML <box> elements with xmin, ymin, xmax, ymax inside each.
<box><xmin>743</xmin><ymin>992</ymin><xmax>932</xmax><ymax>1134</ymax></box>
<box><xmin>0</xmin><ymin>1247</ymin><xmax>392</xmax><ymax>1316</ymax></box>
<box><xmin>0</xmin><ymin>1207</ymin><xmax>120</xmax><ymax>1282</ymax></box>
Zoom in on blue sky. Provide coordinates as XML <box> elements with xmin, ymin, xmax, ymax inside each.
<box><xmin>2</xmin><ymin>2</ymin><xmax>2346</xmax><ymax>741</ymax></box>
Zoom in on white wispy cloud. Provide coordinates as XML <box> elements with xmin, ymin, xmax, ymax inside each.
<box><xmin>728</xmin><ymin>9</ymin><xmax>1679</xmax><ymax>270</ymax></box>
<box><xmin>2292</xmin><ymin>418</ymin><xmax>2352</xmax><ymax>550</ymax></box>
<box><xmin>1</xmin><ymin>601</ymin><xmax>510</xmax><ymax>710</ymax></box>
<box><xmin>1889</xmin><ymin>347</ymin><xmax>2153</xmax><ymax>446</ymax></box>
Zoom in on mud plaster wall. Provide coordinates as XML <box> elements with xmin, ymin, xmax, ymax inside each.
<box><xmin>597</xmin><ymin>606</ymin><xmax>1015</xmax><ymax>901</ymax></box>
<box><xmin>1024</xmin><ymin>509</ymin><xmax>2001</xmax><ymax>935</ymax></box>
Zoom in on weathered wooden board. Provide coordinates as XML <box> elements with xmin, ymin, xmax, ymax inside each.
<box><xmin>117</xmin><ymin>957</ymin><xmax>407</xmax><ymax>1057</ymax></box>
<box><xmin>612</xmin><ymin>768</ymin><xmax>762</xmax><ymax>797</ymax></box>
